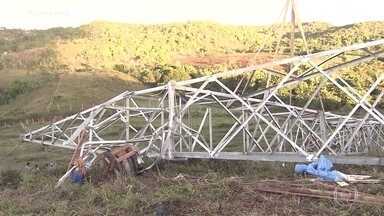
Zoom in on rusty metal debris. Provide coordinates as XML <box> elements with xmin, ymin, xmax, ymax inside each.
<box><xmin>251</xmin><ymin>181</ymin><xmax>384</xmax><ymax>206</ymax></box>
<box><xmin>102</xmin><ymin>145</ymin><xmax>140</xmax><ymax>176</ymax></box>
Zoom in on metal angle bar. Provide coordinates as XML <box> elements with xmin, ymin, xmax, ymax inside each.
<box><xmin>272</xmin><ymin>95</ymin><xmax>337</xmax><ymax>155</ymax></box>
<box><xmin>264</xmin><ymin>68</ymin><xmax>298</xmax><ymax>78</ymax></box>
<box><xmin>139</xmin><ymin>122</ymin><xmax>168</xmax><ymax>154</ymax></box>
<box><xmin>173</xmin><ymin>152</ymin><xmax>384</xmax><ymax>166</ymax></box>
<box><xmin>212</xmin><ymin>64</ymin><xmax>310</xmax><ymax>157</ymax></box>
<box><xmin>176</xmin><ymin>40</ymin><xmax>384</xmax><ymax>86</ymax></box>
<box><xmin>94</xmin><ymin>108</ymin><xmax>108</xmax><ymax>125</ymax></box>
<box><xmin>208</xmin><ymin>107</ymin><xmax>213</xmax><ymax>151</ymax></box>
<box><xmin>181</xmin><ymin>79</ymin><xmax>212</xmax><ymax>113</ymax></box>
<box><xmin>249</xmin><ymin>118</ymin><xmax>276</xmax><ymax>152</ymax></box>
<box><xmin>162</xmin><ymin>82</ymin><xmax>176</xmax><ymax>159</ymax></box>
<box><xmin>127</xmin><ymin>111</ymin><xmax>158</xmax><ymax>117</ymax></box>
<box><xmin>219</xmin><ymin>52</ymin><xmax>341</xmax><ymax>108</ymax></box>
<box><xmin>53</xmin><ymin>125</ymin><xmax>72</xmax><ymax>141</ymax></box>
<box><xmin>83</xmin><ymin>139</ymin><xmax>155</xmax><ymax>145</ymax></box>
<box><xmin>130</xmin><ymin>98</ymin><xmax>157</xmax><ymax>132</ymax></box>
<box><xmin>130</xmin><ymin>85</ymin><xmax>168</xmax><ymax>96</ymax></box>
<box><xmin>92</xmin><ymin>110</ymin><xmax>124</xmax><ymax>129</ymax></box>
<box><xmin>191</xmin><ymin>109</ymin><xmax>209</xmax><ymax>151</ymax></box>
<box><xmin>177</xmin><ymin>120</ymin><xmax>211</xmax><ymax>154</ymax></box>
<box><xmin>177</xmin><ymin>84</ymin><xmax>362</xmax><ymax>121</ymax></box>
<box><xmin>240</xmin><ymin>99</ymin><xmax>310</xmax><ymax>156</ymax></box>
<box><xmin>211</xmin><ymin>94</ymin><xmax>265</xmax><ymax>152</ymax></box>
<box><xmin>246</xmin><ymin>51</ymin><xmax>384</xmax><ymax>98</ymax></box>
<box><xmin>342</xmin><ymin>91</ymin><xmax>384</xmax><ymax>152</ymax></box>
<box><xmin>314</xmin><ymin>75</ymin><xmax>384</xmax><ymax>158</ymax></box>
<box><xmin>25</xmin><ymin>47</ymin><xmax>381</xmax><ymax>140</ymax></box>
<box><xmin>297</xmin><ymin>52</ymin><xmax>343</xmax><ymax>78</ymax></box>
<box><xmin>91</xmin><ymin>130</ymin><xmax>104</xmax><ymax>141</ymax></box>
<box><xmin>105</xmin><ymin>106</ymin><xmax>163</xmax><ymax>111</ymax></box>
<box><xmin>294</xmin><ymin>124</ymin><xmax>301</xmax><ymax>144</ymax></box>
<box><xmin>310</xmin><ymin>62</ymin><xmax>384</xmax><ymax>125</ymax></box>
<box><xmin>22</xmin><ymin>40</ymin><xmax>384</xmax><ymax>169</ymax></box>
<box><xmin>40</xmin><ymin>134</ymin><xmax>67</xmax><ymax>143</ymax></box>
<box><xmin>25</xmin><ymin>139</ymin><xmax>75</xmax><ymax>149</ymax></box>
<box><xmin>182</xmin><ymin>94</ymin><xmax>214</xmax><ymax>106</ymax></box>
<box><xmin>225</xmin><ymin>76</ymin><xmax>246</xmax><ymax>107</ymax></box>
<box><xmin>337</xmin><ymin>77</ymin><xmax>384</xmax><ymax>121</ymax></box>
<box><xmin>212</xmin><ymin>120</ymin><xmax>241</xmax><ymax>154</ymax></box>
<box><xmin>186</xmin><ymin>93</ymin><xmax>211</xmax><ymax>106</ymax></box>
<box><xmin>240</xmin><ymin>69</ymin><xmax>257</xmax><ymax>95</ymax></box>
<box><xmin>256</xmin><ymin>123</ymin><xmax>272</xmax><ymax>152</ymax></box>
<box><xmin>124</xmin><ymin>97</ymin><xmax>129</xmax><ymax>141</ymax></box>
<box><xmin>178</xmin><ymin>91</ymin><xmax>184</xmax><ymax>151</ymax></box>
<box><xmin>49</xmin><ymin>111</ymin><xmax>82</xmax><ymax>145</ymax></box>
<box><xmin>25</xmin><ymin>89</ymin><xmax>134</xmax><ymax>137</ymax></box>
<box><xmin>262</xmin><ymin>105</ymin><xmax>282</xmax><ymax>129</ymax></box>
<box><xmin>179</xmin><ymin>122</ymin><xmax>201</xmax><ymax>135</ymax></box>
<box><xmin>268</xmin><ymin>79</ymin><xmax>325</xmax><ymax>151</ymax></box>
<box><xmin>132</xmin><ymin>111</ymin><xmax>162</xmax><ymax>139</ymax></box>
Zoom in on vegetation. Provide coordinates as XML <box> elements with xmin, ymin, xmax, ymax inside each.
<box><xmin>0</xmin><ymin>78</ymin><xmax>48</xmax><ymax>105</ymax></box>
<box><xmin>0</xmin><ymin>169</ymin><xmax>22</xmax><ymax>189</ymax></box>
<box><xmin>0</xmin><ymin>21</ymin><xmax>383</xmax><ymax>119</ymax></box>
<box><xmin>0</xmin><ymin>21</ymin><xmax>383</xmax><ymax>113</ymax></box>
<box><xmin>54</xmin><ymin>21</ymin><xmax>384</xmax><ymax>80</ymax></box>
<box><xmin>1</xmin><ymin>125</ymin><xmax>384</xmax><ymax>215</ymax></box>
<box><xmin>0</xmin><ymin>21</ymin><xmax>383</xmax><ymax>215</ymax></box>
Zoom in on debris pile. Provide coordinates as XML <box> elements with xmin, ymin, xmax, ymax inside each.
<box><xmin>294</xmin><ymin>155</ymin><xmax>380</xmax><ymax>186</ymax></box>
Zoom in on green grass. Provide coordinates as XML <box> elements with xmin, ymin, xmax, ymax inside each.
<box><xmin>0</xmin><ymin>21</ymin><xmax>383</xmax><ymax>123</ymax></box>
<box><xmin>1</xmin><ymin>20</ymin><xmax>384</xmax><ymax>215</ymax></box>
<box><xmin>1</xmin><ymin>125</ymin><xmax>384</xmax><ymax>215</ymax></box>
<box><xmin>0</xmin><ymin>69</ymin><xmax>144</xmax><ymax>125</ymax></box>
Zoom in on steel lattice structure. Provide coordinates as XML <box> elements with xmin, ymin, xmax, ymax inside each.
<box><xmin>23</xmin><ymin>39</ymin><xmax>384</xmax><ymax>184</ymax></box>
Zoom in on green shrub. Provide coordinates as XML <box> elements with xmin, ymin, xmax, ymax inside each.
<box><xmin>1</xmin><ymin>21</ymin><xmax>383</xmax><ymax>109</ymax></box>
<box><xmin>0</xmin><ymin>169</ymin><xmax>22</xmax><ymax>189</ymax></box>
<box><xmin>113</xmin><ymin>64</ymin><xmax>128</xmax><ymax>73</ymax></box>
<box><xmin>0</xmin><ymin>79</ymin><xmax>39</xmax><ymax>105</ymax></box>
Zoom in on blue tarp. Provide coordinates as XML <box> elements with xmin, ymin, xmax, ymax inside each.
<box><xmin>69</xmin><ymin>169</ymin><xmax>85</xmax><ymax>184</ymax></box>
<box><xmin>294</xmin><ymin>155</ymin><xmax>346</xmax><ymax>182</ymax></box>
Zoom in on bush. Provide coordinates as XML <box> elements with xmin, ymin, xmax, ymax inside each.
<box><xmin>0</xmin><ymin>79</ymin><xmax>39</xmax><ymax>105</ymax></box>
<box><xmin>113</xmin><ymin>64</ymin><xmax>128</xmax><ymax>73</ymax></box>
<box><xmin>0</xmin><ymin>169</ymin><xmax>22</xmax><ymax>189</ymax></box>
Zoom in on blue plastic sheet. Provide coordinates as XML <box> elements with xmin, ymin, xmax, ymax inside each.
<box><xmin>70</xmin><ymin>169</ymin><xmax>85</xmax><ymax>184</ymax></box>
<box><xmin>294</xmin><ymin>155</ymin><xmax>346</xmax><ymax>182</ymax></box>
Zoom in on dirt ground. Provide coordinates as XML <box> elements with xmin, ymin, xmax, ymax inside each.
<box><xmin>174</xmin><ymin>52</ymin><xmax>282</xmax><ymax>68</ymax></box>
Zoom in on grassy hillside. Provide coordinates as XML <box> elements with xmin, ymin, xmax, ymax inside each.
<box><xmin>0</xmin><ymin>21</ymin><xmax>384</xmax><ymax>215</ymax></box>
<box><xmin>0</xmin><ymin>21</ymin><xmax>383</xmax><ymax>124</ymax></box>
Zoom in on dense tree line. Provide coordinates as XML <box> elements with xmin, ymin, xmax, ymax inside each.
<box><xmin>0</xmin><ymin>21</ymin><xmax>383</xmax><ymax>108</ymax></box>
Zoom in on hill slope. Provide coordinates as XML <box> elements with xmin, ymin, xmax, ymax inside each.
<box><xmin>0</xmin><ymin>21</ymin><xmax>383</xmax><ymax>123</ymax></box>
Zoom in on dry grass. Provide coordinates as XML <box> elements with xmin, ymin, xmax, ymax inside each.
<box><xmin>0</xmin><ymin>69</ymin><xmax>143</xmax><ymax>125</ymax></box>
<box><xmin>1</xmin><ymin>125</ymin><xmax>384</xmax><ymax>216</ymax></box>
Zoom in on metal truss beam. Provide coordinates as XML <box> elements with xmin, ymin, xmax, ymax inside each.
<box><xmin>21</xmin><ymin>40</ymin><xmax>384</xmax><ymax>184</ymax></box>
